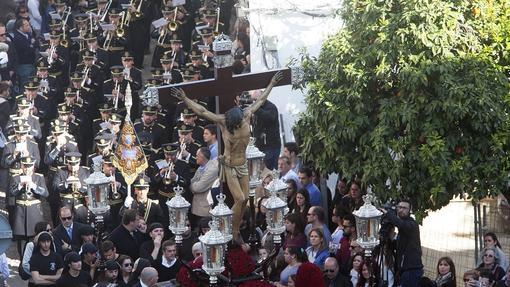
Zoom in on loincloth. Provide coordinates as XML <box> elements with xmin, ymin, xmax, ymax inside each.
<box><xmin>218</xmin><ymin>155</ymin><xmax>248</xmax><ymax>183</ymax></box>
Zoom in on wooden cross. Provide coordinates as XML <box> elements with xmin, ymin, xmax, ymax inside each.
<box><xmin>155</xmin><ymin>65</ymin><xmax>293</xmax><ymax>113</ymax></box>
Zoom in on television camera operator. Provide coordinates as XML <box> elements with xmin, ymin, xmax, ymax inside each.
<box><xmin>237</xmin><ymin>90</ymin><xmax>281</xmax><ymax>170</ymax></box>
<box><xmin>380</xmin><ymin>199</ymin><xmax>423</xmax><ymax>287</ymax></box>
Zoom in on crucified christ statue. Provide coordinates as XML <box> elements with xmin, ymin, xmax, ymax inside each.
<box><xmin>172</xmin><ymin>71</ymin><xmax>283</xmax><ymax>242</ymax></box>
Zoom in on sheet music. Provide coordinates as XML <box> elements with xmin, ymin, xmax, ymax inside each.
<box><xmin>152</xmin><ymin>18</ymin><xmax>168</xmax><ymax>29</ymax></box>
<box><xmin>171</xmin><ymin>0</ymin><xmax>186</xmax><ymax>6</ymax></box>
<box><xmin>155</xmin><ymin>160</ymin><xmax>169</xmax><ymax>170</ymax></box>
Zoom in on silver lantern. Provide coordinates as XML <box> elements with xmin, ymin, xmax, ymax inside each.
<box><xmin>264</xmin><ymin>170</ymin><xmax>288</xmax><ymax>203</ymax></box>
<box><xmin>212</xmin><ymin>34</ymin><xmax>234</xmax><ymax>68</ymax></box>
<box><xmin>209</xmin><ymin>193</ymin><xmax>233</xmax><ymax>242</ymax></box>
<box><xmin>84</xmin><ymin>165</ymin><xmax>111</xmax><ymax>216</ymax></box>
<box><xmin>263</xmin><ymin>181</ymin><xmax>288</xmax><ymax>244</ymax></box>
<box><xmin>200</xmin><ymin>220</ymin><xmax>227</xmax><ymax>285</ymax></box>
<box><xmin>166</xmin><ymin>185</ymin><xmax>191</xmax><ymax>244</ymax></box>
<box><xmin>353</xmin><ymin>188</ymin><xmax>382</xmax><ymax>254</ymax></box>
<box><xmin>246</xmin><ymin>137</ymin><xmax>265</xmax><ymax>193</ymax></box>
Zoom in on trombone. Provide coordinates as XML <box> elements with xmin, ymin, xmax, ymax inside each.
<box><xmin>168</xmin><ymin>7</ymin><xmax>179</xmax><ymax>32</ymax></box>
<box><xmin>133</xmin><ymin>0</ymin><xmax>144</xmax><ymax>19</ymax></box>
<box><xmin>162</xmin><ymin>162</ymin><xmax>174</xmax><ymax>185</ymax></box>
<box><xmin>213</xmin><ymin>7</ymin><xmax>220</xmax><ymax>37</ymax></box>
<box><xmin>99</xmin><ymin>0</ymin><xmax>112</xmax><ymax>22</ymax></box>
<box><xmin>117</xmin><ymin>11</ymin><xmax>127</xmax><ymax>37</ymax></box>
<box><xmin>61</xmin><ymin>6</ymin><xmax>71</xmax><ymax>47</ymax></box>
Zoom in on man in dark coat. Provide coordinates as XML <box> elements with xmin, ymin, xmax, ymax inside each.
<box><xmin>108</xmin><ymin>208</ymin><xmax>140</xmax><ymax>260</ymax></box>
<box><xmin>52</xmin><ymin>205</ymin><xmax>87</xmax><ymax>256</ymax></box>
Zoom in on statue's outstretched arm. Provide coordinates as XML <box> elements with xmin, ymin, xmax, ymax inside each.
<box><xmin>244</xmin><ymin>71</ymin><xmax>283</xmax><ymax>117</ymax></box>
<box><xmin>171</xmin><ymin>88</ymin><xmax>225</xmax><ymax>124</ymax></box>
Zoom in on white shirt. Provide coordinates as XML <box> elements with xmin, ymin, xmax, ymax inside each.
<box><xmin>161</xmin><ymin>257</ymin><xmax>177</xmax><ymax>268</ymax></box>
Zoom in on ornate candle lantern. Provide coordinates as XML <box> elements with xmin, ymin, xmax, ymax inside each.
<box><xmin>200</xmin><ymin>220</ymin><xmax>227</xmax><ymax>285</ymax></box>
<box><xmin>263</xmin><ymin>181</ymin><xmax>288</xmax><ymax>244</ymax></box>
<box><xmin>352</xmin><ymin>188</ymin><xmax>383</xmax><ymax>255</ymax></box>
<box><xmin>212</xmin><ymin>34</ymin><xmax>234</xmax><ymax>68</ymax></box>
<box><xmin>264</xmin><ymin>170</ymin><xmax>288</xmax><ymax>203</ymax></box>
<box><xmin>246</xmin><ymin>137</ymin><xmax>265</xmax><ymax>192</ymax></box>
<box><xmin>84</xmin><ymin>165</ymin><xmax>111</xmax><ymax>216</ymax></box>
<box><xmin>166</xmin><ymin>185</ymin><xmax>191</xmax><ymax>244</ymax></box>
<box><xmin>209</xmin><ymin>193</ymin><xmax>233</xmax><ymax>242</ymax></box>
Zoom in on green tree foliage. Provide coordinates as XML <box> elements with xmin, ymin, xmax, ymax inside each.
<box><xmin>294</xmin><ymin>0</ymin><xmax>510</xmax><ymax>220</ymax></box>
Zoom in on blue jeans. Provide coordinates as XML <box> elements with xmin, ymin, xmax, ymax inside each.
<box><xmin>16</xmin><ymin>64</ymin><xmax>35</xmax><ymax>92</ymax></box>
<box><xmin>399</xmin><ymin>269</ymin><xmax>423</xmax><ymax>287</ymax></box>
<box><xmin>262</xmin><ymin>147</ymin><xmax>281</xmax><ymax>170</ymax></box>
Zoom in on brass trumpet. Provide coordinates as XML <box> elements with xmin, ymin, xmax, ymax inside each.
<box><xmin>162</xmin><ymin>162</ymin><xmax>174</xmax><ymax>185</ymax></box>
<box><xmin>67</xmin><ymin>171</ymin><xmax>81</xmax><ymax>199</ymax></box>
<box><xmin>111</xmin><ymin>176</ymin><xmax>121</xmax><ymax>199</ymax></box>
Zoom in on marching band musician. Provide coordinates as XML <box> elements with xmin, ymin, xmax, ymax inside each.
<box><xmin>44</xmin><ymin>122</ymin><xmax>79</xmax><ymax>225</ymax></box>
<box><xmin>134</xmin><ymin>105</ymin><xmax>166</xmax><ymax>149</ymax></box>
<box><xmin>93</xmin><ymin>0</ymin><xmax>111</xmax><ymax>25</ymax></box>
<box><xmin>151</xmin><ymin>6</ymin><xmax>175</xmax><ymax>68</ymax></box>
<box><xmin>172</xmin><ymin>123</ymin><xmax>201</xmax><ymax>173</ymax></box>
<box><xmin>69</xmin><ymin>71</ymin><xmax>95</xmax><ymax>113</ymax></box>
<box><xmin>99</xmin><ymin>8</ymin><xmax>127</xmax><ymax>67</ymax></box>
<box><xmin>54</xmin><ymin>105</ymin><xmax>81</xmax><ymax>142</ymax></box>
<box><xmin>123</xmin><ymin>0</ymin><xmax>149</xmax><ymax>69</ymax></box>
<box><xmin>187</xmin><ymin>48</ymin><xmax>214</xmax><ymax>80</ymax></box>
<box><xmin>44</xmin><ymin>30</ymin><xmax>70</xmax><ymax>86</ymax></box>
<box><xmin>61</xmin><ymin>88</ymin><xmax>86</xmax><ymax>127</ymax></box>
<box><xmin>122</xmin><ymin>177</ymin><xmax>165</xmax><ymax>227</ymax></box>
<box><xmin>168</xmin><ymin>5</ymin><xmax>194</xmax><ymax>52</ymax></box>
<box><xmin>1</xmin><ymin>119</ymin><xmax>41</xmax><ymax>226</ymax></box>
<box><xmin>101</xmin><ymin>155</ymin><xmax>127</xmax><ymax>231</ymax></box>
<box><xmin>5</xmin><ymin>98</ymin><xmax>42</xmax><ymax>141</ymax></box>
<box><xmin>86</xmin><ymin>133</ymin><xmax>114</xmax><ymax>168</ymax></box>
<box><xmin>152</xmin><ymin>143</ymin><xmax>191</xmax><ymax>219</ymax></box>
<box><xmin>92</xmin><ymin>102</ymin><xmax>113</xmax><ymax>136</ymax></box>
<box><xmin>171</xmin><ymin>108</ymin><xmax>204</xmax><ymax>144</ymax></box>
<box><xmin>120</xmin><ymin>51</ymin><xmax>142</xmax><ymax>117</ymax></box>
<box><xmin>9</xmin><ymin>156</ymin><xmax>48</xmax><ymax>256</ymax></box>
<box><xmin>192</xmin><ymin>26</ymin><xmax>214</xmax><ymax>68</ymax></box>
<box><xmin>75</xmin><ymin>50</ymin><xmax>104</xmax><ymax>101</ymax></box>
<box><xmin>52</xmin><ymin>152</ymin><xmax>91</xmax><ymax>223</ymax></box>
<box><xmin>81</xmin><ymin>32</ymin><xmax>109</xmax><ymax>76</ymax></box>
<box><xmin>15</xmin><ymin>80</ymin><xmax>51</xmax><ymax>129</ymax></box>
<box><xmin>44</xmin><ymin>123</ymin><xmax>79</xmax><ymax>178</ymax></box>
<box><xmin>159</xmin><ymin>52</ymin><xmax>183</xmax><ymax>84</ymax></box>
<box><xmin>69</xmin><ymin>14</ymin><xmax>91</xmax><ymax>65</ymax></box>
<box><xmin>192</xmin><ymin>7</ymin><xmax>224</xmax><ymax>45</ymax></box>
<box><xmin>103</xmin><ymin>66</ymin><xmax>129</xmax><ymax>114</ymax></box>
<box><xmin>95</xmin><ymin>113</ymin><xmax>122</xmax><ymax>148</ymax></box>
<box><xmin>35</xmin><ymin>60</ymin><xmax>60</xmax><ymax>104</ymax></box>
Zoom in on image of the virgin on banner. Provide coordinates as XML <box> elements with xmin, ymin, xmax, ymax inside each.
<box><xmin>112</xmin><ymin>84</ymin><xmax>148</xmax><ymax>207</ymax></box>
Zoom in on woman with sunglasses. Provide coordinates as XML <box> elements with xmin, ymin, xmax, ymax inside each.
<box><xmin>476</xmin><ymin>247</ymin><xmax>505</xmax><ymax>281</ymax></box>
<box><xmin>118</xmin><ymin>255</ymin><xmax>133</xmax><ymax>286</ymax></box>
<box><xmin>477</xmin><ymin>232</ymin><xmax>509</xmax><ymax>271</ymax></box>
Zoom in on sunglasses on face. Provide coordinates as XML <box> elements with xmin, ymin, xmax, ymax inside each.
<box><xmin>124</xmin><ymin>263</ymin><xmax>133</xmax><ymax>267</ymax></box>
<box><xmin>323</xmin><ymin>269</ymin><xmax>335</xmax><ymax>273</ymax></box>
<box><xmin>61</xmin><ymin>216</ymin><xmax>72</xmax><ymax>221</ymax></box>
